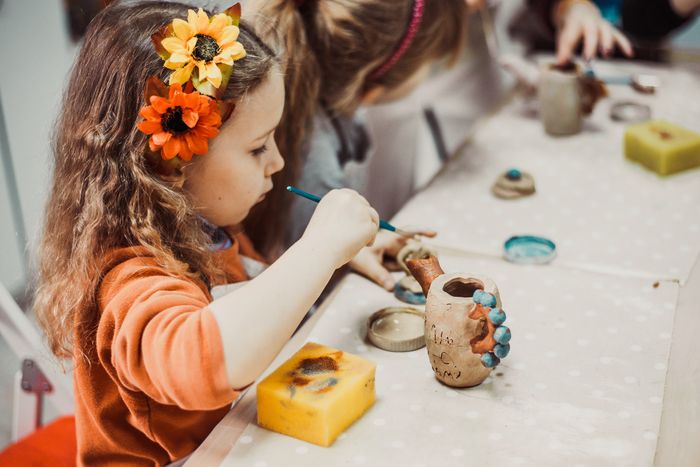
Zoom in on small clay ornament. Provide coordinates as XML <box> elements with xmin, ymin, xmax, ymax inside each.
<box><xmin>394</xmin><ymin>240</ymin><xmax>438</xmax><ymax>305</ymax></box>
<box><xmin>491</xmin><ymin>168</ymin><xmax>536</xmax><ymax>199</ymax></box>
<box><xmin>394</xmin><ymin>275</ymin><xmax>427</xmax><ymax>305</ymax></box>
<box><xmin>406</xmin><ymin>256</ymin><xmax>512</xmax><ymax>388</ymax></box>
<box><xmin>396</xmin><ymin>240</ymin><xmax>438</xmax><ymax>274</ymax></box>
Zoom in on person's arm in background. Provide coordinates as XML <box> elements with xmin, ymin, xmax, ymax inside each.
<box><xmin>621</xmin><ymin>0</ymin><xmax>699</xmax><ymax>41</ymax></box>
<box><xmin>551</xmin><ymin>0</ymin><xmax>633</xmax><ymax>64</ymax></box>
<box><xmin>526</xmin><ymin>0</ymin><xmax>633</xmax><ymax>64</ymax></box>
<box><xmin>673</xmin><ymin>0</ymin><xmax>700</xmax><ymax>15</ymax></box>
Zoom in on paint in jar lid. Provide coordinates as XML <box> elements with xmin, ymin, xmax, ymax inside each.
<box><xmin>504</xmin><ymin>235</ymin><xmax>557</xmax><ymax>265</ymax></box>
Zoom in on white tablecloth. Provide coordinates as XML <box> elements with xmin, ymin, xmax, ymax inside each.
<box><xmin>220</xmin><ymin>257</ymin><xmax>678</xmax><ymax>467</ymax></box>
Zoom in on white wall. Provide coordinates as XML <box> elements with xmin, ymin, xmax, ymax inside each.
<box><xmin>0</xmin><ymin>0</ymin><xmax>77</xmax><ymax>293</ymax></box>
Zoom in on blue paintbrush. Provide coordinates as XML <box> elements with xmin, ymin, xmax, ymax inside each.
<box><xmin>286</xmin><ymin>186</ymin><xmax>412</xmax><ymax>237</ymax></box>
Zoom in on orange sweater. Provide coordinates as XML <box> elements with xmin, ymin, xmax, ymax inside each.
<box><xmin>74</xmin><ymin>234</ymin><xmax>263</xmax><ymax>466</ymax></box>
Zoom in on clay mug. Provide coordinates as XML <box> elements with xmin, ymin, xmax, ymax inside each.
<box><xmin>407</xmin><ymin>256</ymin><xmax>511</xmax><ymax>388</ymax></box>
<box><xmin>538</xmin><ymin>63</ymin><xmax>607</xmax><ymax>136</ymax></box>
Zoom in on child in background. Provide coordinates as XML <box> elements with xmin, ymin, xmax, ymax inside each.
<box><xmin>34</xmin><ymin>2</ymin><xmax>378</xmax><ymax>465</ymax></box>
<box><xmin>245</xmin><ymin>0</ymin><xmax>466</xmax><ymax>290</ymax></box>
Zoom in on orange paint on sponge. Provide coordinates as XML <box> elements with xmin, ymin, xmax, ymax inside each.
<box><xmin>624</xmin><ymin>120</ymin><xmax>700</xmax><ymax>175</ymax></box>
<box><xmin>257</xmin><ymin>342</ymin><xmax>376</xmax><ymax>447</ymax></box>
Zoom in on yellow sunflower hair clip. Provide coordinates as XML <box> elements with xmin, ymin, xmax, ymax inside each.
<box><xmin>137</xmin><ymin>4</ymin><xmax>246</xmax><ymax>168</ymax></box>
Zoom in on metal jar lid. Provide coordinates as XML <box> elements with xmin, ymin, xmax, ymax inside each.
<box><xmin>367</xmin><ymin>307</ymin><xmax>426</xmax><ymax>352</ymax></box>
<box><xmin>610</xmin><ymin>100</ymin><xmax>652</xmax><ymax>123</ymax></box>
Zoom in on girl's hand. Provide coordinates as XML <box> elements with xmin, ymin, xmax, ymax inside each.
<box><xmin>349</xmin><ymin>229</ymin><xmax>437</xmax><ymax>290</ymax></box>
<box><xmin>301</xmin><ymin>189</ymin><xmax>379</xmax><ymax>268</ymax></box>
<box><xmin>349</xmin><ymin>231</ymin><xmax>405</xmax><ymax>290</ymax></box>
<box><xmin>555</xmin><ymin>0</ymin><xmax>633</xmax><ymax>65</ymax></box>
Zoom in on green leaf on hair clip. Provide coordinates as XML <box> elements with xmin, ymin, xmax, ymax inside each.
<box><xmin>191</xmin><ymin>64</ymin><xmax>233</xmax><ymax>99</ymax></box>
<box><xmin>224</xmin><ymin>3</ymin><xmax>242</xmax><ymax>26</ymax></box>
<box><xmin>215</xmin><ymin>63</ymin><xmax>234</xmax><ymax>99</ymax></box>
<box><xmin>151</xmin><ymin>24</ymin><xmax>174</xmax><ymax>61</ymax></box>
<box><xmin>191</xmin><ymin>68</ymin><xmax>216</xmax><ymax>97</ymax></box>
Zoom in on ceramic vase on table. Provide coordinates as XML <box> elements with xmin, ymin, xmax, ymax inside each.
<box><xmin>407</xmin><ymin>256</ymin><xmax>510</xmax><ymax>388</ymax></box>
<box><xmin>538</xmin><ymin>63</ymin><xmax>607</xmax><ymax>136</ymax></box>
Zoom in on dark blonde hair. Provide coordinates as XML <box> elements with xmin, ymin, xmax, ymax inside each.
<box><xmin>35</xmin><ymin>1</ymin><xmax>278</xmax><ymax>359</ymax></box>
<box><xmin>246</xmin><ymin>0</ymin><xmax>467</xmax><ymax>254</ymax></box>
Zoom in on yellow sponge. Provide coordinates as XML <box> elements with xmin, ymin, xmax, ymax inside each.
<box><xmin>256</xmin><ymin>342</ymin><xmax>376</xmax><ymax>447</ymax></box>
<box><xmin>624</xmin><ymin>120</ymin><xmax>700</xmax><ymax>175</ymax></box>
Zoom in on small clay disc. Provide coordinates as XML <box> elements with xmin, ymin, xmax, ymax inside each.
<box><xmin>492</xmin><ymin>169</ymin><xmax>536</xmax><ymax>199</ymax></box>
<box><xmin>491</xmin><ymin>185</ymin><xmax>524</xmax><ymax>200</ymax></box>
<box><xmin>394</xmin><ymin>276</ymin><xmax>427</xmax><ymax>305</ymax></box>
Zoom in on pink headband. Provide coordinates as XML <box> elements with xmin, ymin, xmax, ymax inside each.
<box><xmin>369</xmin><ymin>0</ymin><xmax>425</xmax><ymax>80</ymax></box>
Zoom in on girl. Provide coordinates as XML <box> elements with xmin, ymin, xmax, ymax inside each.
<box><xmin>34</xmin><ymin>2</ymin><xmax>378</xmax><ymax>465</ymax></box>
<box><xmin>245</xmin><ymin>0</ymin><xmax>467</xmax><ymax>290</ymax></box>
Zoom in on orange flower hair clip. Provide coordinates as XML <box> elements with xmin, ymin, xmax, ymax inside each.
<box><xmin>138</xmin><ymin>4</ymin><xmax>245</xmax><ymax>165</ymax></box>
<box><xmin>137</xmin><ymin>78</ymin><xmax>221</xmax><ymax>161</ymax></box>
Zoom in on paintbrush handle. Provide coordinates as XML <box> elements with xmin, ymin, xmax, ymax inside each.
<box><xmin>286</xmin><ymin>185</ymin><xmax>321</xmax><ymax>203</ymax></box>
<box><xmin>287</xmin><ymin>186</ymin><xmax>402</xmax><ymax>234</ymax></box>
<box><xmin>379</xmin><ymin>220</ymin><xmax>396</xmax><ymax>232</ymax></box>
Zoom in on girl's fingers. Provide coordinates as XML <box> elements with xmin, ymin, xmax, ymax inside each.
<box><xmin>368</xmin><ymin>207</ymin><xmax>379</xmax><ymax>227</ymax></box>
<box><xmin>613</xmin><ymin>28</ymin><xmax>634</xmax><ymax>57</ymax></box>
<box><xmin>416</xmin><ymin>229</ymin><xmax>438</xmax><ymax>238</ymax></box>
<box><xmin>556</xmin><ymin>22</ymin><xmax>582</xmax><ymax>64</ymax></box>
<box><xmin>582</xmin><ymin>19</ymin><xmax>599</xmax><ymax>60</ymax></box>
<box><xmin>385</xmin><ymin>236</ymin><xmax>408</xmax><ymax>257</ymax></box>
<box><xmin>353</xmin><ymin>254</ymin><xmax>396</xmax><ymax>291</ymax></box>
<box><xmin>599</xmin><ymin>23</ymin><xmax>614</xmax><ymax>57</ymax></box>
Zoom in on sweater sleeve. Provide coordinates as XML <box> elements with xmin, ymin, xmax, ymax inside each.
<box><xmin>97</xmin><ymin>259</ymin><xmax>238</xmax><ymax>411</ymax></box>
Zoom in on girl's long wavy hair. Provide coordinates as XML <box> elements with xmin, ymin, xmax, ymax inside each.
<box><xmin>245</xmin><ymin>0</ymin><xmax>467</xmax><ymax>255</ymax></box>
<box><xmin>34</xmin><ymin>1</ymin><xmax>277</xmax><ymax>359</ymax></box>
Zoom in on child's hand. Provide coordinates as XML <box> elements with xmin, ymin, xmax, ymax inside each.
<box><xmin>302</xmin><ymin>189</ymin><xmax>379</xmax><ymax>268</ymax></box>
<box><xmin>555</xmin><ymin>0</ymin><xmax>633</xmax><ymax>65</ymax></box>
<box><xmin>349</xmin><ymin>231</ymin><xmax>406</xmax><ymax>290</ymax></box>
<box><xmin>349</xmin><ymin>229</ymin><xmax>437</xmax><ymax>290</ymax></box>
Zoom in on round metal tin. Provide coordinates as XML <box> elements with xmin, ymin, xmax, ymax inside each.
<box><xmin>367</xmin><ymin>307</ymin><xmax>426</xmax><ymax>352</ymax></box>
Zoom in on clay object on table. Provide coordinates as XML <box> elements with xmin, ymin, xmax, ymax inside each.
<box><xmin>394</xmin><ymin>240</ymin><xmax>438</xmax><ymax>305</ymax></box>
<box><xmin>394</xmin><ymin>275</ymin><xmax>427</xmax><ymax>305</ymax></box>
<box><xmin>396</xmin><ymin>240</ymin><xmax>438</xmax><ymax>274</ymax></box>
<box><xmin>491</xmin><ymin>168</ymin><xmax>536</xmax><ymax>199</ymax></box>
<box><xmin>406</xmin><ymin>256</ymin><xmax>511</xmax><ymax>388</ymax></box>
<box><xmin>538</xmin><ymin>62</ymin><xmax>608</xmax><ymax>136</ymax></box>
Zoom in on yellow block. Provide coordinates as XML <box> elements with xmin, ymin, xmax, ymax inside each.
<box><xmin>624</xmin><ymin>120</ymin><xmax>700</xmax><ymax>176</ymax></box>
<box><xmin>256</xmin><ymin>342</ymin><xmax>376</xmax><ymax>447</ymax></box>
